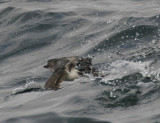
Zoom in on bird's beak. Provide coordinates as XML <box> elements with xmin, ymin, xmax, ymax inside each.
<box><xmin>43</xmin><ymin>65</ymin><xmax>49</xmax><ymax>68</ymax></box>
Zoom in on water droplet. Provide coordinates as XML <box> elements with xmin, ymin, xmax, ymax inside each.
<box><xmin>136</xmin><ymin>32</ymin><xmax>139</xmax><ymax>36</ymax></box>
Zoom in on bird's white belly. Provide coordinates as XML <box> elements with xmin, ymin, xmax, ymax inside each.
<box><xmin>65</xmin><ymin>68</ymin><xmax>79</xmax><ymax>81</ymax></box>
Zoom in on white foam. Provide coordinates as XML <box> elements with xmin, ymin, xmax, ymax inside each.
<box><xmin>101</xmin><ymin>60</ymin><xmax>150</xmax><ymax>82</ymax></box>
<box><xmin>148</xmin><ymin>68</ymin><xmax>160</xmax><ymax>81</ymax></box>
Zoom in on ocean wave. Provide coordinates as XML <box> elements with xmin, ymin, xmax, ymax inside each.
<box><xmin>3</xmin><ymin>112</ymin><xmax>111</xmax><ymax>123</ymax></box>
<box><xmin>1</xmin><ymin>1</ymin><xmax>160</xmax><ymax>123</ymax></box>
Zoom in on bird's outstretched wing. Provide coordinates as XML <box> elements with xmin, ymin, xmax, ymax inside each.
<box><xmin>45</xmin><ymin>67</ymin><xmax>67</xmax><ymax>90</ymax></box>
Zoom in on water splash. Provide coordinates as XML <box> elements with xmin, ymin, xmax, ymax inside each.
<box><xmin>12</xmin><ymin>78</ymin><xmax>44</xmax><ymax>95</ymax></box>
<box><xmin>101</xmin><ymin>60</ymin><xmax>150</xmax><ymax>83</ymax></box>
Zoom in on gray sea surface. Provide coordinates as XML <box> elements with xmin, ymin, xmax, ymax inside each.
<box><xmin>0</xmin><ymin>0</ymin><xmax>160</xmax><ymax>123</ymax></box>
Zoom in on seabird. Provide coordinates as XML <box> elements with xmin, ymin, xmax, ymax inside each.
<box><xmin>43</xmin><ymin>56</ymin><xmax>99</xmax><ymax>90</ymax></box>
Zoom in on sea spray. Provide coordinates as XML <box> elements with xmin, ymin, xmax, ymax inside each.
<box><xmin>12</xmin><ymin>79</ymin><xmax>44</xmax><ymax>95</ymax></box>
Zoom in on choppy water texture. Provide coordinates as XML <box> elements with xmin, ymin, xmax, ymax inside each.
<box><xmin>0</xmin><ymin>0</ymin><xmax>160</xmax><ymax>123</ymax></box>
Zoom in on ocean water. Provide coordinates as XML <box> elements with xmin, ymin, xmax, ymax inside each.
<box><xmin>0</xmin><ymin>0</ymin><xmax>160</xmax><ymax>123</ymax></box>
